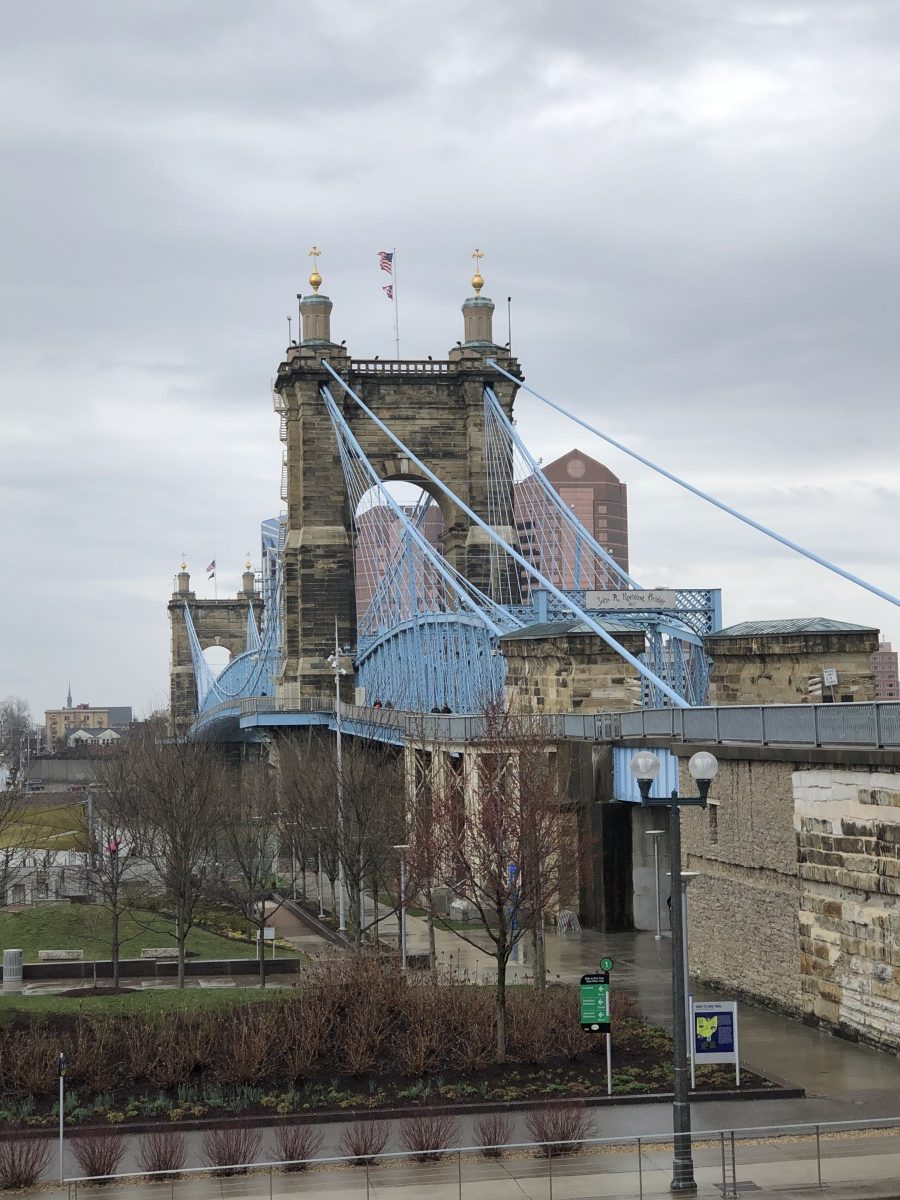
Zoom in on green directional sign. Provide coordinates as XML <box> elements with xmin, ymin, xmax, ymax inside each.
<box><xmin>599</xmin><ymin>956</ymin><xmax>614</xmax><ymax>972</ymax></box>
<box><xmin>579</xmin><ymin>972</ymin><xmax>611</xmax><ymax>1032</ymax></box>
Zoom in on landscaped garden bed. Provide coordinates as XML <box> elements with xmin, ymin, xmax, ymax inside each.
<box><xmin>0</xmin><ymin>957</ymin><xmax>779</xmax><ymax>1133</ymax></box>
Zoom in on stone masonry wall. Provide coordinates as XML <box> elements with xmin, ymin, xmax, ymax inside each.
<box><xmin>679</xmin><ymin>756</ymin><xmax>803</xmax><ymax>1015</ymax></box>
<box><xmin>677</xmin><ymin>749</ymin><xmax>900</xmax><ymax>1050</ymax></box>
<box><xmin>502</xmin><ymin>631</ymin><xmax>644</xmax><ymax>713</ymax></box>
<box><xmin>706</xmin><ymin>632</ymin><xmax>877</xmax><ymax>706</ymax></box>
<box><xmin>168</xmin><ymin>592</ymin><xmax>264</xmax><ymax>735</ymax></box>
<box><xmin>794</xmin><ymin>768</ymin><xmax>900</xmax><ymax>1049</ymax></box>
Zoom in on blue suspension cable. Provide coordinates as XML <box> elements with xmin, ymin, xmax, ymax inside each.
<box><xmin>321</xmin><ymin>360</ymin><xmax>690</xmax><ymax>708</ymax></box>
<box><xmin>488</xmin><ymin>360</ymin><xmax>900</xmax><ymax>611</ymax></box>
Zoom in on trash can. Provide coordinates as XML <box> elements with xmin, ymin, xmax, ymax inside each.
<box><xmin>2</xmin><ymin>948</ymin><xmax>23</xmax><ymax>992</ymax></box>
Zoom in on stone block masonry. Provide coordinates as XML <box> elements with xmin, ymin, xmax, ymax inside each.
<box><xmin>676</xmin><ymin>747</ymin><xmax>900</xmax><ymax>1050</ymax></box>
<box><xmin>794</xmin><ymin>768</ymin><xmax>900</xmax><ymax>1048</ymax></box>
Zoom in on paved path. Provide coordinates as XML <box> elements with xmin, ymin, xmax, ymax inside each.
<box><xmin>47</xmin><ymin>1128</ymin><xmax>900</xmax><ymax>1198</ymax></box>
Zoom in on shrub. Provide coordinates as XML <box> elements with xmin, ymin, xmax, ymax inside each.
<box><xmin>525</xmin><ymin>1105</ymin><xmax>595</xmax><ymax>1156</ymax></box>
<box><xmin>71</xmin><ymin>1129</ymin><xmax>127</xmax><ymax>1179</ymax></box>
<box><xmin>339</xmin><ymin>1120</ymin><xmax>389</xmax><ymax>1166</ymax></box>
<box><xmin>137</xmin><ymin>1129</ymin><xmax>186</xmax><ymax>1176</ymax></box>
<box><xmin>0</xmin><ymin>1137</ymin><xmax>50</xmax><ymax>1189</ymax></box>
<box><xmin>508</xmin><ymin>992</ymin><xmax>558</xmax><ymax>1062</ymax></box>
<box><xmin>474</xmin><ymin>1113</ymin><xmax>513</xmax><ymax>1158</ymax></box>
<box><xmin>399</xmin><ymin>1113</ymin><xmax>459</xmax><ymax>1162</ymax></box>
<box><xmin>202</xmin><ymin>1123</ymin><xmax>262</xmax><ymax>1175</ymax></box>
<box><xmin>275</xmin><ymin>1122</ymin><xmax>324</xmax><ymax>1170</ymax></box>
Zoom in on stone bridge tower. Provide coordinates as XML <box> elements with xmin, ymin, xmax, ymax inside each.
<box><xmin>168</xmin><ymin>562</ymin><xmax>265</xmax><ymax>735</ymax></box>
<box><xmin>272</xmin><ymin>255</ymin><xmax>521</xmax><ymax>703</ymax></box>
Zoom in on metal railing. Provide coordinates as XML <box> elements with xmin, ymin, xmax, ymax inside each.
<box><xmin>60</xmin><ymin>1115</ymin><xmax>900</xmax><ymax>1199</ymax></box>
<box><xmin>619</xmin><ymin>701</ymin><xmax>900</xmax><ymax>749</ymax></box>
<box><xmin>194</xmin><ymin>694</ymin><xmax>625</xmax><ymax>744</ymax></box>
<box><xmin>350</xmin><ymin>358</ymin><xmax>451</xmax><ymax>375</ymax></box>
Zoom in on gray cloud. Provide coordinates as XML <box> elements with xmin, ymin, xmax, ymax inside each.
<box><xmin>2</xmin><ymin>0</ymin><xmax>899</xmax><ymax>716</ymax></box>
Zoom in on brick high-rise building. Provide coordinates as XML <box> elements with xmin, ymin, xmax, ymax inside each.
<box><xmin>871</xmin><ymin>641</ymin><xmax>899</xmax><ymax>701</ymax></box>
<box><xmin>353</xmin><ymin>448</ymin><xmax>628</xmax><ymax>619</ymax></box>
<box><xmin>531</xmin><ymin>448</ymin><xmax>629</xmax><ymax>581</ymax></box>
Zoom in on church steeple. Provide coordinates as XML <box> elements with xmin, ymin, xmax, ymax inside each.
<box><xmin>66</xmin><ymin>682</ymin><xmax>72</xmax><ymax>709</ymax></box>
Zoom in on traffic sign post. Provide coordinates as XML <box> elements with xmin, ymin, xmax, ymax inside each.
<box><xmin>581</xmin><ymin>967</ymin><xmax>614</xmax><ymax>1095</ymax></box>
<box><xmin>579</xmin><ymin>972</ymin><xmax>610</xmax><ymax>1031</ymax></box>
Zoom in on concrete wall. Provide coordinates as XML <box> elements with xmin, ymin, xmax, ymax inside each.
<box><xmin>631</xmin><ymin>804</ymin><xmax>672</xmax><ymax>935</ymax></box>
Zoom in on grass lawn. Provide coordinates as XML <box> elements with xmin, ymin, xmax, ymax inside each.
<box><xmin>0</xmin><ymin>986</ymin><xmax>286</xmax><ymax>1023</ymax></box>
<box><xmin>0</xmin><ymin>903</ymin><xmax>302</xmax><ymax>963</ymax></box>
<box><xmin>3</xmin><ymin>802</ymin><xmax>87</xmax><ymax>850</ymax></box>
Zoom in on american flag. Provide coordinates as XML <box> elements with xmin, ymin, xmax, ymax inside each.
<box><xmin>378</xmin><ymin>250</ymin><xmax>393</xmax><ymax>275</ymax></box>
<box><xmin>382</xmin><ymin>284</ymin><xmax>393</xmax><ymax>300</ymax></box>
<box><xmin>206</xmin><ymin>559</ymin><xmax>216</xmax><ymax>578</ymax></box>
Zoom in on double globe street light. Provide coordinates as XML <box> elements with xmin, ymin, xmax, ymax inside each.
<box><xmin>629</xmin><ymin>748</ymin><xmax>719</xmax><ymax>1195</ymax></box>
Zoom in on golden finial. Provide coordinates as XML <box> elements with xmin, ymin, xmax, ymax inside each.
<box><xmin>471</xmin><ymin>248</ymin><xmax>485</xmax><ymax>295</ymax></box>
<box><xmin>245</xmin><ymin>551</ymin><xmax>252</xmax><ymax>571</ymax></box>
<box><xmin>180</xmin><ymin>552</ymin><xmax>187</xmax><ymax>572</ymax></box>
<box><xmin>308</xmin><ymin>245</ymin><xmax>323</xmax><ymax>293</ymax></box>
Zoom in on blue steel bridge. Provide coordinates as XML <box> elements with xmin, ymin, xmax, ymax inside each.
<box><xmin>180</xmin><ymin>299</ymin><xmax>898</xmax><ymax>744</ymax></box>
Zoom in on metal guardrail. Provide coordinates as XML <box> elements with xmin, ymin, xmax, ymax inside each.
<box><xmin>619</xmin><ymin>701</ymin><xmax>900</xmax><ymax>749</ymax></box>
<box><xmin>61</xmin><ymin>1115</ymin><xmax>900</xmax><ymax>1199</ymax></box>
<box><xmin>194</xmin><ymin>695</ymin><xmax>625</xmax><ymax>744</ymax></box>
<box><xmin>194</xmin><ymin>695</ymin><xmax>900</xmax><ymax>750</ymax></box>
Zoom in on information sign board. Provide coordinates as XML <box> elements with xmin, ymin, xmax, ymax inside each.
<box><xmin>691</xmin><ymin>1000</ymin><xmax>739</xmax><ymax>1085</ymax></box>
<box><xmin>579</xmin><ymin>972</ymin><xmax>610</xmax><ymax>1032</ymax></box>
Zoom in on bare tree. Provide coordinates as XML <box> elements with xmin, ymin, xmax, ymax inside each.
<box><xmin>212</xmin><ymin>756</ymin><xmax>296</xmax><ymax>987</ymax></box>
<box><xmin>0</xmin><ymin>697</ymin><xmax>35</xmax><ymax>788</ymax></box>
<box><xmin>88</xmin><ymin>748</ymin><xmax>147</xmax><ymax>987</ymax></box>
<box><xmin>128</xmin><ymin>734</ymin><xmax>226</xmax><ymax>987</ymax></box>
<box><xmin>279</xmin><ymin>724</ymin><xmax>406</xmax><ymax>948</ymax></box>
<box><xmin>0</xmin><ymin>785</ymin><xmax>44</xmax><ymax>907</ymax></box>
<box><xmin>410</xmin><ymin>706</ymin><xmax>570</xmax><ymax>1063</ymax></box>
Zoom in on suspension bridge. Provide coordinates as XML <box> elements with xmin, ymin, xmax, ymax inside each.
<box><xmin>171</xmin><ymin>260</ymin><xmax>898</xmax><ymax>742</ymax></box>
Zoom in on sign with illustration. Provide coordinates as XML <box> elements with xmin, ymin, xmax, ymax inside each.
<box><xmin>691</xmin><ymin>1000</ymin><xmax>740</xmax><ymax>1086</ymax></box>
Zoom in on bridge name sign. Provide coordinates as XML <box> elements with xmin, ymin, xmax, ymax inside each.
<box><xmin>584</xmin><ymin>589</ymin><xmax>678</xmax><ymax>611</ymax></box>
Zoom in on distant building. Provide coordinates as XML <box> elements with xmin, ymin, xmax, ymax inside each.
<box><xmin>871</xmin><ymin>641</ymin><xmax>900</xmax><ymax>701</ymax></box>
<box><xmin>353</xmin><ymin>448</ymin><xmax>629</xmax><ymax>617</ymax></box>
<box><xmin>532</xmin><ymin>449</ymin><xmax>629</xmax><ymax>580</ymax></box>
<box><xmin>44</xmin><ymin>692</ymin><xmax>132</xmax><ymax>752</ymax></box>
<box><xmin>67</xmin><ymin>727</ymin><xmax>122</xmax><ymax>748</ymax></box>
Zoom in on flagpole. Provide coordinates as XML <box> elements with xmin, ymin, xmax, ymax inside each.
<box><xmin>214</xmin><ymin>553</ymin><xmax>217</xmax><ymax>600</ymax></box>
<box><xmin>392</xmin><ymin>247</ymin><xmax>400</xmax><ymax>359</ymax></box>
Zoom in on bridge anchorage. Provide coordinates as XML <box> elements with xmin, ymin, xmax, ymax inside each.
<box><xmin>170</xmin><ymin>255</ymin><xmax>721</xmax><ymax>741</ymax></box>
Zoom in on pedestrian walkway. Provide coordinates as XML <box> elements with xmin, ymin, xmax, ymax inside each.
<box><xmin>49</xmin><ymin>1124</ymin><xmax>900</xmax><ymax>1200</ymax></box>
<box><xmin>284</xmin><ymin>877</ymin><xmax>900</xmax><ymax>1122</ymax></box>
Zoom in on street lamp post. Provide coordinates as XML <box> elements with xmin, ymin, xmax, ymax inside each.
<box><xmin>630</xmin><ymin>749</ymin><xmax>718</xmax><ymax>1194</ymax></box>
<box><xmin>393</xmin><ymin>844</ymin><xmax>410</xmax><ymax>970</ymax></box>
<box><xmin>645</xmin><ymin>828</ymin><xmax>665</xmax><ymax>940</ymax></box>
<box><xmin>327</xmin><ymin>626</ymin><xmax>349</xmax><ymax>934</ymax></box>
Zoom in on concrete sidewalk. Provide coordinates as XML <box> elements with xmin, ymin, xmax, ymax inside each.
<box><xmin>50</xmin><ymin>1128</ymin><xmax>900</xmax><ymax>1199</ymax></box>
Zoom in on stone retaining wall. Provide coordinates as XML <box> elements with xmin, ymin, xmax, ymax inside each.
<box><xmin>676</xmin><ymin>750</ymin><xmax>900</xmax><ymax>1050</ymax></box>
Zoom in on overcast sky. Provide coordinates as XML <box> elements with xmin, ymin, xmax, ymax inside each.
<box><xmin>3</xmin><ymin>0</ymin><xmax>899</xmax><ymax>720</ymax></box>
